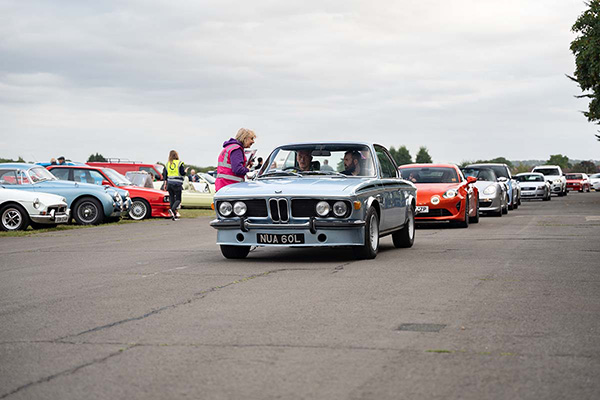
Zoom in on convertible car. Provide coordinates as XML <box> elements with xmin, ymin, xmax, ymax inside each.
<box><xmin>47</xmin><ymin>165</ymin><xmax>170</xmax><ymax>220</ymax></box>
<box><xmin>210</xmin><ymin>142</ymin><xmax>417</xmax><ymax>259</ymax></box>
<box><xmin>462</xmin><ymin>166</ymin><xmax>508</xmax><ymax>216</ymax></box>
<box><xmin>399</xmin><ymin>163</ymin><xmax>479</xmax><ymax>227</ymax></box>
<box><xmin>466</xmin><ymin>163</ymin><xmax>521</xmax><ymax>209</ymax></box>
<box><xmin>1</xmin><ymin>187</ymin><xmax>69</xmax><ymax>231</ymax></box>
<box><xmin>0</xmin><ymin>163</ymin><xmax>130</xmax><ymax>225</ymax></box>
<box><xmin>153</xmin><ymin>176</ymin><xmax>214</xmax><ymax>208</ymax></box>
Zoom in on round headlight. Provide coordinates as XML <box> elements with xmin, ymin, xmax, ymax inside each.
<box><xmin>431</xmin><ymin>195</ymin><xmax>441</xmax><ymax>205</ymax></box>
<box><xmin>219</xmin><ymin>201</ymin><xmax>233</xmax><ymax>217</ymax></box>
<box><xmin>33</xmin><ymin>198</ymin><xmax>40</xmax><ymax>209</ymax></box>
<box><xmin>233</xmin><ymin>201</ymin><xmax>247</xmax><ymax>216</ymax></box>
<box><xmin>443</xmin><ymin>189</ymin><xmax>457</xmax><ymax>199</ymax></box>
<box><xmin>483</xmin><ymin>185</ymin><xmax>496</xmax><ymax>195</ymax></box>
<box><xmin>332</xmin><ymin>201</ymin><xmax>348</xmax><ymax>217</ymax></box>
<box><xmin>315</xmin><ymin>201</ymin><xmax>330</xmax><ymax>217</ymax></box>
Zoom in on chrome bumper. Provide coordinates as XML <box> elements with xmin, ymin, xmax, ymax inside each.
<box><xmin>210</xmin><ymin>217</ymin><xmax>365</xmax><ymax>234</ymax></box>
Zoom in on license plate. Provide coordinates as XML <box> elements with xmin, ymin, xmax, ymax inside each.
<box><xmin>415</xmin><ymin>206</ymin><xmax>429</xmax><ymax>214</ymax></box>
<box><xmin>55</xmin><ymin>215</ymin><xmax>69</xmax><ymax>223</ymax></box>
<box><xmin>257</xmin><ymin>233</ymin><xmax>305</xmax><ymax>244</ymax></box>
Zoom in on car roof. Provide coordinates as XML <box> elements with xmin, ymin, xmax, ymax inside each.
<box><xmin>516</xmin><ymin>172</ymin><xmax>543</xmax><ymax>176</ymax></box>
<box><xmin>0</xmin><ymin>163</ymin><xmax>41</xmax><ymax>169</ymax></box>
<box><xmin>467</xmin><ymin>163</ymin><xmax>507</xmax><ymax>167</ymax></box>
<box><xmin>398</xmin><ymin>163</ymin><xmax>459</xmax><ymax>169</ymax></box>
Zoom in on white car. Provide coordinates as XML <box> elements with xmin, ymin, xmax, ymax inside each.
<box><xmin>0</xmin><ymin>188</ymin><xmax>70</xmax><ymax>231</ymax></box>
<box><xmin>531</xmin><ymin>165</ymin><xmax>567</xmax><ymax>196</ymax></box>
<box><xmin>589</xmin><ymin>173</ymin><xmax>600</xmax><ymax>191</ymax></box>
<box><xmin>515</xmin><ymin>172</ymin><xmax>551</xmax><ymax>201</ymax></box>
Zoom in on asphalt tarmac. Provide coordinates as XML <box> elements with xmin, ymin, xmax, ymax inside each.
<box><xmin>1</xmin><ymin>192</ymin><xmax>599</xmax><ymax>400</ymax></box>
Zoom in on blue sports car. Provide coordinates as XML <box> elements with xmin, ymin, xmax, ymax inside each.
<box><xmin>210</xmin><ymin>142</ymin><xmax>417</xmax><ymax>259</ymax></box>
<box><xmin>0</xmin><ymin>163</ymin><xmax>131</xmax><ymax>225</ymax></box>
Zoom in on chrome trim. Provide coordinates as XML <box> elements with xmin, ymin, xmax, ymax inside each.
<box><xmin>210</xmin><ymin>218</ymin><xmax>365</xmax><ymax>230</ymax></box>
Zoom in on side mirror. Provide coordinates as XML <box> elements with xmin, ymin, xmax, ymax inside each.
<box><xmin>497</xmin><ymin>177</ymin><xmax>508</xmax><ymax>182</ymax></box>
<box><xmin>466</xmin><ymin>176</ymin><xmax>477</xmax><ymax>184</ymax></box>
<box><xmin>101</xmin><ymin>180</ymin><xmax>111</xmax><ymax>186</ymax></box>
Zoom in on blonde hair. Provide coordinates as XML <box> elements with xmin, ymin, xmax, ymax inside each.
<box><xmin>235</xmin><ymin>128</ymin><xmax>256</xmax><ymax>145</ymax></box>
<box><xmin>168</xmin><ymin>150</ymin><xmax>179</xmax><ymax>163</ymax></box>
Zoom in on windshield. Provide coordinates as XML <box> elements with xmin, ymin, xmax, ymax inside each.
<box><xmin>260</xmin><ymin>144</ymin><xmax>376</xmax><ymax>178</ymax></box>
<box><xmin>199</xmin><ymin>172</ymin><xmax>215</xmax><ymax>184</ymax></box>
<box><xmin>102</xmin><ymin>168</ymin><xmax>132</xmax><ymax>186</ymax></box>
<box><xmin>534</xmin><ymin>168</ymin><xmax>560</xmax><ymax>176</ymax></box>
<box><xmin>28</xmin><ymin>167</ymin><xmax>57</xmax><ymax>183</ymax></box>
<box><xmin>516</xmin><ymin>174</ymin><xmax>544</xmax><ymax>182</ymax></box>
<box><xmin>590</xmin><ymin>173</ymin><xmax>600</xmax><ymax>179</ymax></box>
<box><xmin>400</xmin><ymin>167</ymin><xmax>459</xmax><ymax>183</ymax></box>
<box><xmin>462</xmin><ymin>168</ymin><xmax>496</xmax><ymax>182</ymax></box>
<box><xmin>565</xmin><ymin>174</ymin><xmax>582</xmax><ymax>180</ymax></box>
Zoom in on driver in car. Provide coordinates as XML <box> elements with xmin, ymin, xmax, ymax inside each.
<box><xmin>342</xmin><ymin>151</ymin><xmax>362</xmax><ymax>176</ymax></box>
<box><xmin>296</xmin><ymin>150</ymin><xmax>314</xmax><ymax>171</ymax></box>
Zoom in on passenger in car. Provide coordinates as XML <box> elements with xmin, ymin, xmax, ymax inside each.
<box><xmin>341</xmin><ymin>151</ymin><xmax>362</xmax><ymax>176</ymax></box>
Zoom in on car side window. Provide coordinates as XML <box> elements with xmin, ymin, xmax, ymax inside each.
<box><xmin>0</xmin><ymin>169</ymin><xmax>19</xmax><ymax>185</ymax></box>
<box><xmin>74</xmin><ymin>169</ymin><xmax>105</xmax><ymax>185</ymax></box>
<box><xmin>374</xmin><ymin>146</ymin><xmax>397</xmax><ymax>178</ymax></box>
<box><xmin>51</xmin><ymin>168</ymin><xmax>70</xmax><ymax>181</ymax></box>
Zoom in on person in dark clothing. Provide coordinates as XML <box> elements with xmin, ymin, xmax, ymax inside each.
<box><xmin>162</xmin><ymin>150</ymin><xmax>188</xmax><ymax>220</ymax></box>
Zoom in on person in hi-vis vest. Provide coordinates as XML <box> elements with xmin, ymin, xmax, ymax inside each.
<box><xmin>162</xmin><ymin>150</ymin><xmax>188</xmax><ymax>220</ymax></box>
<box><xmin>215</xmin><ymin>128</ymin><xmax>256</xmax><ymax>192</ymax></box>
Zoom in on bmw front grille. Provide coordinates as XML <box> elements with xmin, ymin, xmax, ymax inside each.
<box><xmin>269</xmin><ymin>198</ymin><xmax>289</xmax><ymax>223</ymax></box>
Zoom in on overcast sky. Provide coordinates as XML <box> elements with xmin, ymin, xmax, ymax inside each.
<box><xmin>1</xmin><ymin>0</ymin><xmax>597</xmax><ymax>167</ymax></box>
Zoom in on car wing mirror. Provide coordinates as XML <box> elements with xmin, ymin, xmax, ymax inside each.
<box><xmin>466</xmin><ymin>176</ymin><xmax>477</xmax><ymax>184</ymax></box>
<box><xmin>497</xmin><ymin>177</ymin><xmax>508</xmax><ymax>182</ymax></box>
<box><xmin>101</xmin><ymin>180</ymin><xmax>110</xmax><ymax>186</ymax></box>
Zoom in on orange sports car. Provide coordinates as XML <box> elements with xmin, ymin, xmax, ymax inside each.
<box><xmin>398</xmin><ymin>163</ymin><xmax>479</xmax><ymax>227</ymax></box>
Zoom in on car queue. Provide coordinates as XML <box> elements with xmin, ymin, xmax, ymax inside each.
<box><xmin>1</xmin><ymin>148</ymin><xmax>597</xmax><ymax>258</ymax></box>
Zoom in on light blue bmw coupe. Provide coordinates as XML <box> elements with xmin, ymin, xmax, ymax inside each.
<box><xmin>211</xmin><ymin>142</ymin><xmax>417</xmax><ymax>259</ymax></box>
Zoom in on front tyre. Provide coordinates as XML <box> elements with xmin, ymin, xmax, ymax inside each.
<box><xmin>354</xmin><ymin>206</ymin><xmax>379</xmax><ymax>259</ymax></box>
<box><xmin>455</xmin><ymin>200</ymin><xmax>469</xmax><ymax>228</ymax></box>
<box><xmin>129</xmin><ymin>199</ymin><xmax>150</xmax><ymax>220</ymax></box>
<box><xmin>73</xmin><ymin>197</ymin><xmax>104</xmax><ymax>225</ymax></box>
<box><xmin>469</xmin><ymin>198</ymin><xmax>480</xmax><ymax>223</ymax></box>
<box><xmin>220</xmin><ymin>245</ymin><xmax>251</xmax><ymax>259</ymax></box>
<box><xmin>1</xmin><ymin>204</ymin><xmax>29</xmax><ymax>231</ymax></box>
<box><xmin>392</xmin><ymin>205</ymin><xmax>415</xmax><ymax>248</ymax></box>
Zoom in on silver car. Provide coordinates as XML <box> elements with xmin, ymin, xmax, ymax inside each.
<box><xmin>462</xmin><ymin>167</ymin><xmax>508</xmax><ymax>216</ymax></box>
<box><xmin>515</xmin><ymin>173</ymin><xmax>551</xmax><ymax>201</ymax></box>
<box><xmin>210</xmin><ymin>142</ymin><xmax>417</xmax><ymax>260</ymax></box>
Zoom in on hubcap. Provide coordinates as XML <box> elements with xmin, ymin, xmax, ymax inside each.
<box><xmin>78</xmin><ymin>202</ymin><xmax>98</xmax><ymax>223</ymax></box>
<box><xmin>129</xmin><ymin>201</ymin><xmax>147</xmax><ymax>220</ymax></box>
<box><xmin>2</xmin><ymin>208</ymin><xmax>22</xmax><ymax>230</ymax></box>
<box><xmin>369</xmin><ymin>213</ymin><xmax>379</xmax><ymax>250</ymax></box>
<box><xmin>408</xmin><ymin>209</ymin><xmax>415</xmax><ymax>240</ymax></box>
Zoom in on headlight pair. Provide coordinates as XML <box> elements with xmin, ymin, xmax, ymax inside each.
<box><xmin>316</xmin><ymin>201</ymin><xmax>348</xmax><ymax>217</ymax></box>
<box><xmin>219</xmin><ymin>201</ymin><xmax>247</xmax><ymax>217</ymax></box>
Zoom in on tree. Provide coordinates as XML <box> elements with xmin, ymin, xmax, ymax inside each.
<box><xmin>513</xmin><ymin>163</ymin><xmax>532</xmax><ymax>174</ymax></box>
<box><xmin>570</xmin><ymin>1</ymin><xmax>600</xmax><ymax>141</ymax></box>
<box><xmin>389</xmin><ymin>145</ymin><xmax>412</xmax><ymax>165</ymax></box>
<box><xmin>547</xmin><ymin>154</ymin><xmax>571</xmax><ymax>170</ymax></box>
<box><xmin>415</xmin><ymin>147</ymin><xmax>432</xmax><ymax>163</ymax></box>
<box><xmin>87</xmin><ymin>153</ymin><xmax>107</xmax><ymax>162</ymax></box>
<box><xmin>571</xmin><ymin>160</ymin><xmax>598</xmax><ymax>173</ymax></box>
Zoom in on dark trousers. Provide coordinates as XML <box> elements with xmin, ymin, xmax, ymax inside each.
<box><xmin>167</xmin><ymin>183</ymin><xmax>182</xmax><ymax>212</ymax></box>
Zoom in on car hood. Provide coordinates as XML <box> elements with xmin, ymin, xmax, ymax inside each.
<box><xmin>537</xmin><ymin>174</ymin><xmax>562</xmax><ymax>181</ymax></box>
<box><xmin>414</xmin><ymin>183</ymin><xmax>460</xmax><ymax>196</ymax></box>
<box><xmin>473</xmin><ymin>181</ymin><xmax>496</xmax><ymax>191</ymax></box>
<box><xmin>121</xmin><ymin>185</ymin><xmax>166</xmax><ymax>195</ymax></box>
<box><xmin>0</xmin><ymin>188</ymin><xmax>66</xmax><ymax>204</ymax></box>
<box><xmin>518</xmin><ymin>181</ymin><xmax>546</xmax><ymax>187</ymax></box>
<box><xmin>39</xmin><ymin>180</ymin><xmax>123</xmax><ymax>195</ymax></box>
<box><xmin>216</xmin><ymin>177</ymin><xmax>372</xmax><ymax>197</ymax></box>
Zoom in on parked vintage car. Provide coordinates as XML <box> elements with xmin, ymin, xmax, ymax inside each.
<box><xmin>0</xmin><ymin>163</ymin><xmax>130</xmax><ymax>225</ymax></box>
<box><xmin>47</xmin><ymin>165</ymin><xmax>170</xmax><ymax>220</ymax></box>
<box><xmin>532</xmin><ymin>165</ymin><xmax>567</xmax><ymax>196</ymax></box>
<box><xmin>515</xmin><ymin>172</ymin><xmax>551</xmax><ymax>201</ymax></box>
<box><xmin>461</xmin><ymin>166</ymin><xmax>508</xmax><ymax>216</ymax></box>
<box><xmin>153</xmin><ymin>176</ymin><xmax>214</xmax><ymax>208</ymax></box>
<box><xmin>211</xmin><ymin>142</ymin><xmax>417</xmax><ymax>259</ymax></box>
<box><xmin>565</xmin><ymin>173</ymin><xmax>591</xmax><ymax>192</ymax></box>
<box><xmin>0</xmin><ymin>187</ymin><xmax>69</xmax><ymax>231</ymax></box>
<box><xmin>398</xmin><ymin>164</ymin><xmax>478</xmax><ymax>227</ymax></box>
<box><xmin>465</xmin><ymin>163</ymin><xmax>520</xmax><ymax>210</ymax></box>
<box><xmin>589</xmin><ymin>173</ymin><xmax>600</xmax><ymax>191</ymax></box>
<box><xmin>87</xmin><ymin>160</ymin><xmax>165</xmax><ymax>181</ymax></box>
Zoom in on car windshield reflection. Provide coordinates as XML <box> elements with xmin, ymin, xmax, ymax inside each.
<box><xmin>28</xmin><ymin>167</ymin><xmax>57</xmax><ymax>183</ymax></box>
<box><xmin>259</xmin><ymin>144</ymin><xmax>375</xmax><ymax>178</ymax></box>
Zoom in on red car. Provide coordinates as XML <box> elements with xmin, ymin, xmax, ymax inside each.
<box><xmin>565</xmin><ymin>173</ymin><xmax>591</xmax><ymax>192</ymax></box>
<box><xmin>398</xmin><ymin>163</ymin><xmax>479</xmax><ymax>227</ymax></box>
<box><xmin>47</xmin><ymin>165</ymin><xmax>170</xmax><ymax>220</ymax></box>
